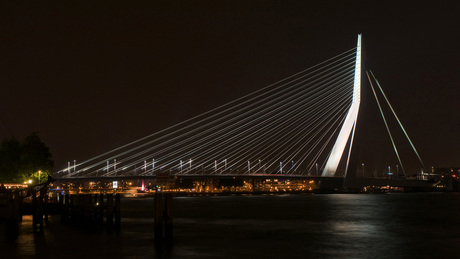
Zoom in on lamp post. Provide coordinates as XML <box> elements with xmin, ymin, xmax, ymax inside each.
<box><xmin>38</xmin><ymin>170</ymin><xmax>41</xmax><ymax>184</ymax></box>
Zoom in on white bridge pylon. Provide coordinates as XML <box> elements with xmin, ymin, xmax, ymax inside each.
<box><xmin>322</xmin><ymin>34</ymin><xmax>361</xmax><ymax>177</ymax></box>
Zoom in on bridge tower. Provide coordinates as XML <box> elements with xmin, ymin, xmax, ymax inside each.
<box><xmin>322</xmin><ymin>34</ymin><xmax>361</xmax><ymax>177</ymax></box>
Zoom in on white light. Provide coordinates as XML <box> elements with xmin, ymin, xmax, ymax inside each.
<box><xmin>322</xmin><ymin>34</ymin><xmax>361</xmax><ymax>177</ymax></box>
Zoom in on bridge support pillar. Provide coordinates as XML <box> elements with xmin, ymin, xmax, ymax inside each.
<box><xmin>322</xmin><ymin>34</ymin><xmax>361</xmax><ymax>178</ymax></box>
<box><xmin>316</xmin><ymin>178</ymin><xmax>345</xmax><ymax>193</ymax></box>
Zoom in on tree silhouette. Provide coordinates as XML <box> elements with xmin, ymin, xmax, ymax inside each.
<box><xmin>0</xmin><ymin>132</ymin><xmax>54</xmax><ymax>183</ymax></box>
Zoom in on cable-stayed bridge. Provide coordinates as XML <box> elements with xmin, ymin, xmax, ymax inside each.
<box><xmin>55</xmin><ymin>35</ymin><xmax>433</xmax><ymax>191</ymax></box>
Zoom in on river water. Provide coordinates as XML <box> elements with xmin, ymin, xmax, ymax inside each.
<box><xmin>1</xmin><ymin>192</ymin><xmax>460</xmax><ymax>258</ymax></box>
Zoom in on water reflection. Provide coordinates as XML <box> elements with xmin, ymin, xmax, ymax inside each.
<box><xmin>2</xmin><ymin>193</ymin><xmax>460</xmax><ymax>258</ymax></box>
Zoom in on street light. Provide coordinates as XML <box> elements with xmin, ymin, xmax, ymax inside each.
<box><xmin>38</xmin><ymin>170</ymin><xmax>41</xmax><ymax>184</ymax></box>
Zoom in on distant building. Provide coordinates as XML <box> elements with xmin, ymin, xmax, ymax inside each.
<box><xmin>433</xmin><ymin>167</ymin><xmax>460</xmax><ymax>191</ymax></box>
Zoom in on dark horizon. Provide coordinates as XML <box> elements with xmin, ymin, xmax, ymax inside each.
<box><xmin>1</xmin><ymin>1</ymin><xmax>459</xmax><ymax>173</ymax></box>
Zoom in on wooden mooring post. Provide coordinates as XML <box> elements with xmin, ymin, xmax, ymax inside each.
<box><xmin>115</xmin><ymin>193</ymin><xmax>121</xmax><ymax>229</ymax></box>
<box><xmin>32</xmin><ymin>191</ymin><xmax>45</xmax><ymax>232</ymax></box>
<box><xmin>60</xmin><ymin>193</ymin><xmax>121</xmax><ymax>232</ymax></box>
<box><xmin>154</xmin><ymin>192</ymin><xmax>173</xmax><ymax>242</ymax></box>
<box><xmin>164</xmin><ymin>193</ymin><xmax>173</xmax><ymax>241</ymax></box>
<box><xmin>106</xmin><ymin>193</ymin><xmax>114</xmax><ymax>229</ymax></box>
<box><xmin>4</xmin><ymin>192</ymin><xmax>20</xmax><ymax>238</ymax></box>
<box><xmin>98</xmin><ymin>193</ymin><xmax>104</xmax><ymax>225</ymax></box>
<box><xmin>43</xmin><ymin>191</ymin><xmax>49</xmax><ymax>224</ymax></box>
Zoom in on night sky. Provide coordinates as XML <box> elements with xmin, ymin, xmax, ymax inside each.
<box><xmin>1</xmin><ymin>1</ymin><xmax>459</xmax><ymax>173</ymax></box>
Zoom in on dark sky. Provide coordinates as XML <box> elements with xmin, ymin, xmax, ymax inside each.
<box><xmin>1</xmin><ymin>1</ymin><xmax>459</xmax><ymax>173</ymax></box>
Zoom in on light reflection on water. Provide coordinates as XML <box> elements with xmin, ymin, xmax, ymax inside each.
<box><xmin>1</xmin><ymin>193</ymin><xmax>460</xmax><ymax>258</ymax></box>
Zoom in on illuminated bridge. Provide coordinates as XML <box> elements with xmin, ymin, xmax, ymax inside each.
<box><xmin>54</xmin><ymin>35</ymin><xmax>433</xmax><ymax>191</ymax></box>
